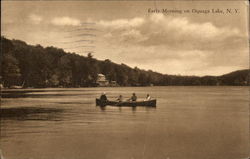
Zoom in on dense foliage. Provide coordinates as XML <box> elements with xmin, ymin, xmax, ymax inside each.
<box><xmin>1</xmin><ymin>37</ymin><xmax>249</xmax><ymax>88</ymax></box>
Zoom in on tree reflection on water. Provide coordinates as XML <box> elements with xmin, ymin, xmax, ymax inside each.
<box><xmin>0</xmin><ymin>107</ymin><xmax>64</xmax><ymax>121</ymax></box>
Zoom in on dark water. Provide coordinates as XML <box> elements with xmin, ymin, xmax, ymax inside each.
<box><xmin>0</xmin><ymin>87</ymin><xmax>249</xmax><ymax>159</ymax></box>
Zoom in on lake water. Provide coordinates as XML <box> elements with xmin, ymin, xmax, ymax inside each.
<box><xmin>0</xmin><ymin>86</ymin><xmax>249</xmax><ymax>159</ymax></box>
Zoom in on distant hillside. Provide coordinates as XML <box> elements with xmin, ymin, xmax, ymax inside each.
<box><xmin>218</xmin><ymin>69</ymin><xmax>249</xmax><ymax>85</ymax></box>
<box><xmin>0</xmin><ymin>36</ymin><xmax>249</xmax><ymax>88</ymax></box>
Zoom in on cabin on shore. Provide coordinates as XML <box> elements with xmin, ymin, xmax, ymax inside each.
<box><xmin>96</xmin><ymin>74</ymin><xmax>109</xmax><ymax>86</ymax></box>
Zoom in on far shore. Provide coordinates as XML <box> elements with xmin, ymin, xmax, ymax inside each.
<box><xmin>1</xmin><ymin>85</ymin><xmax>249</xmax><ymax>91</ymax></box>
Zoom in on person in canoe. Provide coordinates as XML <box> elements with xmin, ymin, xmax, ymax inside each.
<box><xmin>117</xmin><ymin>95</ymin><xmax>123</xmax><ymax>102</ymax></box>
<box><xmin>144</xmin><ymin>94</ymin><xmax>151</xmax><ymax>101</ymax></box>
<box><xmin>99</xmin><ymin>92</ymin><xmax>108</xmax><ymax>105</ymax></box>
<box><xmin>129</xmin><ymin>93</ymin><xmax>137</xmax><ymax>101</ymax></box>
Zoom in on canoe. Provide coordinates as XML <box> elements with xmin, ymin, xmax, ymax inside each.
<box><xmin>96</xmin><ymin>98</ymin><xmax>156</xmax><ymax>107</ymax></box>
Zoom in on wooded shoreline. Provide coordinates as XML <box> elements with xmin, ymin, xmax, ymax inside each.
<box><xmin>1</xmin><ymin>36</ymin><xmax>249</xmax><ymax>88</ymax></box>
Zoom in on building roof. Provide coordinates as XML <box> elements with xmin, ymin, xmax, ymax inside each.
<box><xmin>97</xmin><ymin>74</ymin><xmax>105</xmax><ymax>77</ymax></box>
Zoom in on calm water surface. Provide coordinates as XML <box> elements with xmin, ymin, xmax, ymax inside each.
<box><xmin>0</xmin><ymin>86</ymin><xmax>249</xmax><ymax>159</ymax></box>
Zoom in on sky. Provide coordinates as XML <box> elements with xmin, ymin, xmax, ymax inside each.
<box><xmin>1</xmin><ymin>1</ymin><xmax>249</xmax><ymax>76</ymax></box>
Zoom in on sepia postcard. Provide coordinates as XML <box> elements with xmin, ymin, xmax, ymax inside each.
<box><xmin>1</xmin><ymin>0</ymin><xmax>249</xmax><ymax>159</ymax></box>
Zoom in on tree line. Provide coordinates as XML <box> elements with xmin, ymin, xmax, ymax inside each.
<box><xmin>0</xmin><ymin>36</ymin><xmax>249</xmax><ymax>88</ymax></box>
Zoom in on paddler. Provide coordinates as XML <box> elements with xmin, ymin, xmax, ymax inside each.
<box><xmin>144</xmin><ymin>94</ymin><xmax>151</xmax><ymax>101</ymax></box>
<box><xmin>100</xmin><ymin>92</ymin><xmax>107</xmax><ymax>101</ymax></box>
<box><xmin>130</xmin><ymin>93</ymin><xmax>137</xmax><ymax>101</ymax></box>
<box><xmin>117</xmin><ymin>95</ymin><xmax>123</xmax><ymax>102</ymax></box>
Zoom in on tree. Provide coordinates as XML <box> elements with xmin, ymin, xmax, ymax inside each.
<box><xmin>1</xmin><ymin>54</ymin><xmax>21</xmax><ymax>87</ymax></box>
<box><xmin>87</xmin><ymin>52</ymin><xmax>93</xmax><ymax>58</ymax></box>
